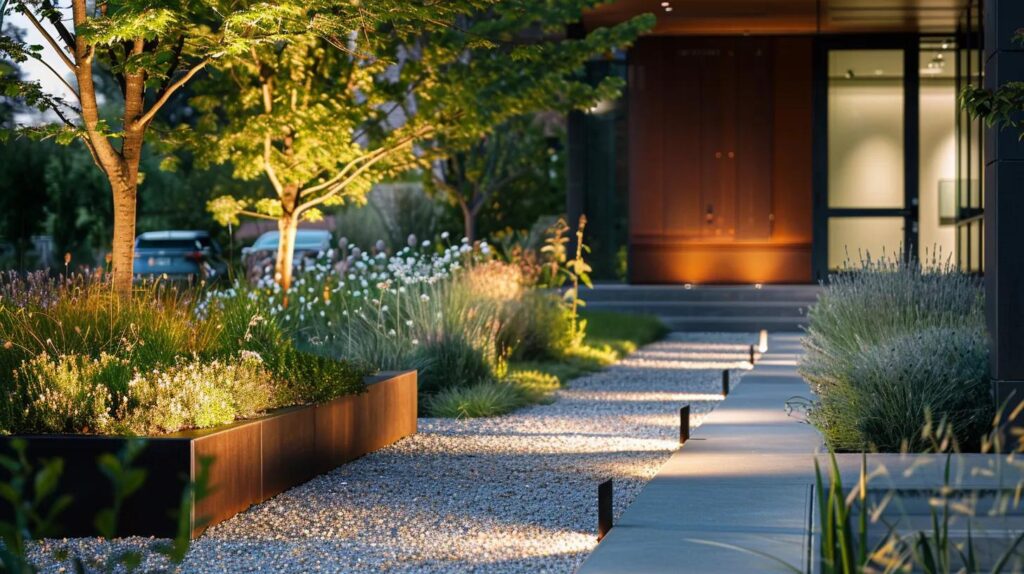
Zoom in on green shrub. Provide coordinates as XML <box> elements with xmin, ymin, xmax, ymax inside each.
<box><xmin>502</xmin><ymin>291</ymin><xmax>574</xmax><ymax>361</ymax></box>
<box><xmin>807</xmin><ymin>327</ymin><xmax>991</xmax><ymax>452</ymax></box>
<box><xmin>414</xmin><ymin>331</ymin><xmax>494</xmax><ymax>395</ymax></box>
<box><xmin>424</xmin><ymin>382</ymin><xmax>525</xmax><ymax>418</ymax></box>
<box><xmin>800</xmin><ymin>256</ymin><xmax>992</xmax><ymax>452</ymax></box>
<box><xmin>275</xmin><ymin>346</ymin><xmax>369</xmax><ymax>404</ymax></box>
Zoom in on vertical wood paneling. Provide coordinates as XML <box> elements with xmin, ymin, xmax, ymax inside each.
<box><xmin>736</xmin><ymin>39</ymin><xmax>776</xmax><ymax>240</ymax></box>
<box><xmin>663</xmin><ymin>45</ymin><xmax>704</xmax><ymax>235</ymax></box>
<box><xmin>628</xmin><ymin>36</ymin><xmax>815</xmax><ymax>283</ymax></box>
<box><xmin>772</xmin><ymin>38</ymin><xmax>814</xmax><ymax>246</ymax></box>
<box><xmin>629</xmin><ymin>40</ymin><xmax>666</xmax><ymax>237</ymax></box>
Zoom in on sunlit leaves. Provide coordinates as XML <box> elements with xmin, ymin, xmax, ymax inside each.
<box><xmin>78</xmin><ymin>8</ymin><xmax>180</xmax><ymax>45</ymax></box>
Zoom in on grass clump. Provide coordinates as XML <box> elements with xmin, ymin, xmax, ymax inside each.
<box><xmin>424</xmin><ymin>382</ymin><xmax>526</xmax><ymax>418</ymax></box>
<box><xmin>800</xmin><ymin>255</ymin><xmax>992</xmax><ymax>452</ymax></box>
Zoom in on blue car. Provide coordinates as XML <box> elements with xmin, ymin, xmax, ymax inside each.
<box><xmin>241</xmin><ymin>229</ymin><xmax>333</xmax><ymax>282</ymax></box>
<box><xmin>133</xmin><ymin>230</ymin><xmax>228</xmax><ymax>283</ymax></box>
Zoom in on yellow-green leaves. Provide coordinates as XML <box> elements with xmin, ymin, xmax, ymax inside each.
<box><xmin>78</xmin><ymin>8</ymin><xmax>180</xmax><ymax>45</ymax></box>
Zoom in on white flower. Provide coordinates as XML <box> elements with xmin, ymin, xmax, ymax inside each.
<box><xmin>405</xmin><ymin>320</ymin><xmax>414</xmax><ymax>327</ymax></box>
<box><xmin>421</xmin><ymin>240</ymin><xmax>430</xmax><ymax>248</ymax></box>
<box><xmin>441</xmin><ymin>231</ymin><xmax>450</xmax><ymax>240</ymax></box>
<box><xmin>420</xmin><ymin>294</ymin><xmax>430</xmax><ymax>302</ymax></box>
<box><xmin>411</xmin><ymin>338</ymin><xmax>420</xmax><ymax>346</ymax></box>
<box><xmin>388</xmin><ymin>329</ymin><xmax>397</xmax><ymax>337</ymax></box>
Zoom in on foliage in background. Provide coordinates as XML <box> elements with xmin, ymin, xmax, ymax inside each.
<box><xmin>961</xmin><ymin>29</ymin><xmax>1024</xmax><ymax>138</ymax></box>
<box><xmin>800</xmin><ymin>254</ymin><xmax>992</xmax><ymax>452</ymax></box>
<box><xmin>0</xmin><ymin>273</ymin><xmax>367</xmax><ymax>435</ymax></box>
<box><xmin>200</xmin><ymin>1</ymin><xmax>652</xmax><ymax>293</ymax></box>
<box><xmin>427</xmin><ymin>114</ymin><xmax>565</xmax><ymax>243</ymax></box>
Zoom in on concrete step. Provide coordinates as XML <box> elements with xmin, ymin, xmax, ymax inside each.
<box><xmin>585</xmin><ymin>284</ymin><xmax>822</xmax><ymax>304</ymax></box>
<box><xmin>586</xmin><ymin>300</ymin><xmax>811</xmax><ymax>318</ymax></box>
<box><xmin>662</xmin><ymin>316</ymin><xmax>808</xmax><ymax>333</ymax></box>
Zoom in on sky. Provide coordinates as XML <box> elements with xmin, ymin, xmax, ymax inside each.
<box><xmin>4</xmin><ymin>9</ymin><xmax>80</xmax><ymax>122</ymax></box>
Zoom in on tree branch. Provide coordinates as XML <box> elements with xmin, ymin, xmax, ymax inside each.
<box><xmin>17</xmin><ymin>5</ymin><xmax>76</xmax><ymax>71</ymax></box>
<box><xmin>134</xmin><ymin>57</ymin><xmax>211</xmax><ymax>128</ymax></box>
<box><xmin>38</xmin><ymin>0</ymin><xmax>76</xmax><ymax>50</ymax></box>
<box><xmin>296</xmin><ymin>128</ymin><xmax>429</xmax><ymax>216</ymax></box>
<box><xmin>26</xmin><ymin>52</ymin><xmax>79</xmax><ymax>102</ymax></box>
<box><xmin>237</xmin><ymin>209</ymin><xmax>280</xmax><ymax>221</ymax></box>
<box><xmin>263</xmin><ymin>133</ymin><xmax>285</xmax><ymax>196</ymax></box>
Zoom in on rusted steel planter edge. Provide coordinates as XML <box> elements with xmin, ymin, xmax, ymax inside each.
<box><xmin>0</xmin><ymin>370</ymin><xmax>417</xmax><ymax>538</ymax></box>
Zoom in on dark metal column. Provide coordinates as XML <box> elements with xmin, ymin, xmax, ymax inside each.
<box><xmin>984</xmin><ymin>0</ymin><xmax>1024</xmax><ymax>430</ymax></box>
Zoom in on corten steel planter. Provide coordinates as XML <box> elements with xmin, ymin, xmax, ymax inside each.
<box><xmin>0</xmin><ymin>370</ymin><xmax>417</xmax><ymax>539</ymax></box>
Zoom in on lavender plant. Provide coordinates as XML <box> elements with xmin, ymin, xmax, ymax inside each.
<box><xmin>801</xmin><ymin>254</ymin><xmax>991</xmax><ymax>451</ymax></box>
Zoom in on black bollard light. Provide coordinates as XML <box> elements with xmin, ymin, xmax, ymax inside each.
<box><xmin>598</xmin><ymin>479</ymin><xmax>613</xmax><ymax>541</ymax></box>
<box><xmin>749</xmin><ymin>344</ymin><xmax>756</xmax><ymax>366</ymax></box>
<box><xmin>680</xmin><ymin>405</ymin><xmax>691</xmax><ymax>444</ymax></box>
<box><xmin>722</xmin><ymin>369</ymin><xmax>730</xmax><ymax>397</ymax></box>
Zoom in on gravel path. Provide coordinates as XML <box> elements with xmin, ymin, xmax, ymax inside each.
<box><xmin>32</xmin><ymin>332</ymin><xmax>754</xmax><ymax>573</ymax></box>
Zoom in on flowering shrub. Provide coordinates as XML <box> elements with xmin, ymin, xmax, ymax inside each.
<box><xmin>3</xmin><ymin>353</ymin><xmax>121</xmax><ymax>434</ymax></box>
<box><xmin>800</xmin><ymin>255</ymin><xmax>992</xmax><ymax>451</ymax></box>
<box><xmin>209</xmin><ymin>232</ymin><xmax>586</xmax><ymax>414</ymax></box>
<box><xmin>114</xmin><ymin>353</ymin><xmax>277</xmax><ymax>435</ymax></box>
<box><xmin>0</xmin><ymin>273</ymin><xmax>368</xmax><ymax>435</ymax></box>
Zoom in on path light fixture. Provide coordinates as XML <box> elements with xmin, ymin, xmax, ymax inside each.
<box><xmin>749</xmin><ymin>344</ymin><xmax>756</xmax><ymax>365</ymax></box>
<box><xmin>598</xmin><ymin>479</ymin><xmax>613</xmax><ymax>541</ymax></box>
<box><xmin>722</xmin><ymin>370</ymin><xmax>730</xmax><ymax>397</ymax></box>
<box><xmin>680</xmin><ymin>405</ymin><xmax>691</xmax><ymax>444</ymax></box>
<box><xmin>758</xmin><ymin>329</ymin><xmax>768</xmax><ymax>353</ymax></box>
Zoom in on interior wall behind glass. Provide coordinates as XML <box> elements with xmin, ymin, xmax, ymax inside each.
<box><xmin>827</xmin><ymin>50</ymin><xmax>905</xmax><ymax>209</ymax></box>
<box><xmin>919</xmin><ymin>79</ymin><xmax>957</xmax><ymax>264</ymax></box>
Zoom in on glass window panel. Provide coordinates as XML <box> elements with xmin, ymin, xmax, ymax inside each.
<box><xmin>828</xmin><ymin>217</ymin><xmax>905</xmax><ymax>270</ymax></box>
<box><xmin>958</xmin><ymin>225</ymin><xmax>970</xmax><ymax>272</ymax></box>
<box><xmin>828</xmin><ymin>50</ymin><xmax>905</xmax><ymax>209</ymax></box>
<box><xmin>919</xmin><ymin>38</ymin><xmax>957</xmax><ymax>265</ymax></box>
<box><xmin>969</xmin><ymin>221</ymin><xmax>982</xmax><ymax>273</ymax></box>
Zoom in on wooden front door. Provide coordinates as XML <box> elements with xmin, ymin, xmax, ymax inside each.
<box><xmin>629</xmin><ymin>37</ymin><xmax>813</xmax><ymax>284</ymax></box>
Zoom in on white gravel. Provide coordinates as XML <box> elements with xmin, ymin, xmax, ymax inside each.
<box><xmin>31</xmin><ymin>332</ymin><xmax>754</xmax><ymax>573</ymax></box>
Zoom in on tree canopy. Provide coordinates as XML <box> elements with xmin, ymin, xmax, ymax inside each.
<box><xmin>197</xmin><ymin>0</ymin><xmax>652</xmax><ymax>290</ymax></box>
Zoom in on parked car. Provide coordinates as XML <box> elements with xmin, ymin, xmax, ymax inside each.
<box><xmin>133</xmin><ymin>230</ymin><xmax>228</xmax><ymax>282</ymax></box>
<box><xmin>241</xmin><ymin>229</ymin><xmax>333</xmax><ymax>282</ymax></box>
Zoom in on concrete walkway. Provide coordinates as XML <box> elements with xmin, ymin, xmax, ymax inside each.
<box><xmin>578</xmin><ymin>333</ymin><xmax>822</xmax><ymax>573</ymax></box>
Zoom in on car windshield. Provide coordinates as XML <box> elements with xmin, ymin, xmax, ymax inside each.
<box><xmin>136</xmin><ymin>238</ymin><xmax>202</xmax><ymax>250</ymax></box>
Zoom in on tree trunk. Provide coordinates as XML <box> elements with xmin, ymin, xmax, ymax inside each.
<box><xmin>109</xmin><ymin>127</ymin><xmax>144</xmax><ymax>295</ymax></box>
<box><xmin>461</xmin><ymin>202</ymin><xmax>477</xmax><ymax>245</ymax></box>
<box><xmin>109</xmin><ymin>180</ymin><xmax>138</xmax><ymax>293</ymax></box>
<box><xmin>275</xmin><ymin>213</ymin><xmax>299</xmax><ymax>303</ymax></box>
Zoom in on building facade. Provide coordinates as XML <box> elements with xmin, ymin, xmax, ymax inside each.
<box><xmin>569</xmin><ymin>0</ymin><xmax>990</xmax><ymax>284</ymax></box>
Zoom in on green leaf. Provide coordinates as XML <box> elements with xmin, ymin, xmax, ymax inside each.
<box><xmin>33</xmin><ymin>459</ymin><xmax>63</xmax><ymax>503</ymax></box>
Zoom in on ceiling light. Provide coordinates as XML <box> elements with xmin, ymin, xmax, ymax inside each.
<box><xmin>664</xmin><ymin>6</ymin><xmax>673</xmax><ymax>11</ymax></box>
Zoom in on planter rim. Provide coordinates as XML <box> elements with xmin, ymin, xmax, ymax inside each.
<box><xmin>4</xmin><ymin>370</ymin><xmax>416</xmax><ymax>442</ymax></box>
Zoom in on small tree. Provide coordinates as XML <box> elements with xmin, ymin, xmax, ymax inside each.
<box><xmin>0</xmin><ymin>0</ymin><xmax>307</xmax><ymax>292</ymax></box>
<box><xmin>428</xmin><ymin>114</ymin><xmax>563</xmax><ymax>243</ymax></box>
<box><xmin>201</xmin><ymin>1</ymin><xmax>654</xmax><ymax>292</ymax></box>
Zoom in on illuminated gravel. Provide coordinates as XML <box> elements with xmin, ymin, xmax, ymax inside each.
<box><xmin>31</xmin><ymin>333</ymin><xmax>754</xmax><ymax>573</ymax></box>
